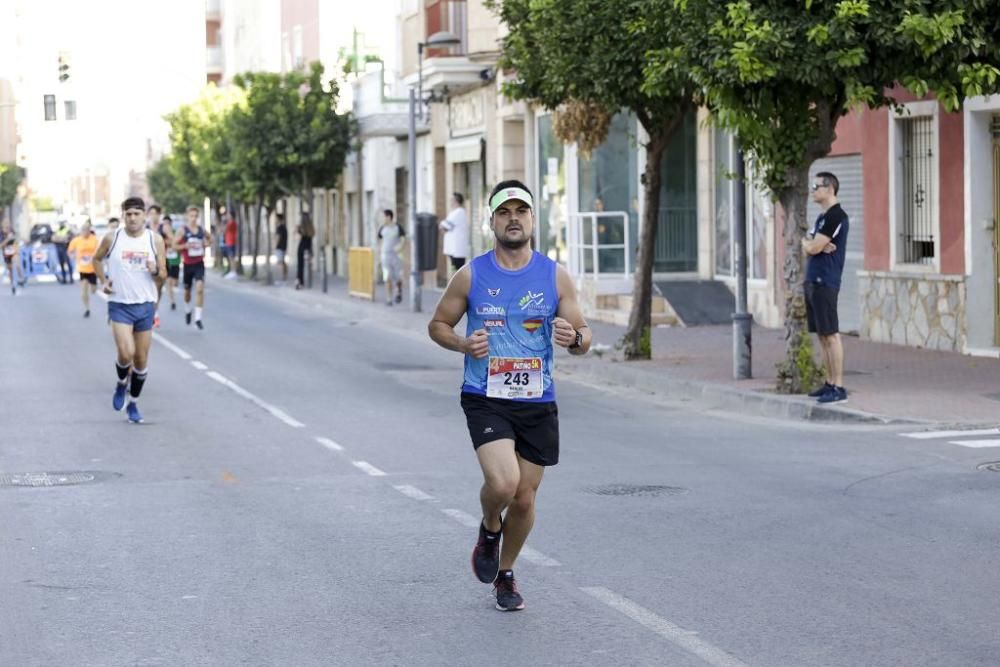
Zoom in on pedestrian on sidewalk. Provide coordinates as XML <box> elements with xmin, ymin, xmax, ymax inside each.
<box><xmin>274</xmin><ymin>213</ymin><xmax>288</xmax><ymax>284</ymax></box>
<box><xmin>221</xmin><ymin>206</ymin><xmax>238</xmax><ymax>279</ymax></box>
<box><xmin>428</xmin><ymin>179</ymin><xmax>591</xmax><ymax>612</ymax></box>
<box><xmin>295</xmin><ymin>212</ymin><xmax>314</xmax><ymax>290</ymax></box>
<box><xmin>67</xmin><ymin>220</ymin><xmax>99</xmax><ymax>317</ymax></box>
<box><xmin>91</xmin><ymin>196</ymin><xmax>166</xmax><ymax>424</ymax></box>
<box><xmin>802</xmin><ymin>171</ymin><xmax>850</xmax><ymax>404</ymax></box>
<box><xmin>53</xmin><ymin>220</ymin><xmax>73</xmax><ymax>284</ymax></box>
<box><xmin>440</xmin><ymin>192</ymin><xmax>469</xmax><ymax>273</ymax></box>
<box><xmin>377</xmin><ymin>209</ymin><xmax>405</xmax><ymax>305</ymax></box>
<box><xmin>2</xmin><ymin>220</ymin><xmax>23</xmax><ymax>294</ymax></box>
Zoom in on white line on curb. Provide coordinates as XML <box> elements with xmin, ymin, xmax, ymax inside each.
<box><xmin>947</xmin><ymin>439</ymin><xmax>1000</xmax><ymax>448</ymax></box>
<box><xmin>191</xmin><ymin>360</ymin><xmax>208</xmax><ymax>371</ymax></box>
<box><xmin>392</xmin><ymin>485</ymin><xmax>433</xmax><ymax>501</ymax></box>
<box><xmin>900</xmin><ymin>428</ymin><xmax>1000</xmax><ymax>440</ymax></box>
<box><xmin>315</xmin><ymin>436</ymin><xmax>344</xmax><ymax>452</ymax></box>
<box><xmin>153</xmin><ymin>333</ymin><xmax>192</xmax><ymax>360</ymax></box>
<box><xmin>580</xmin><ymin>587</ymin><xmax>750</xmax><ymax>667</ymax></box>
<box><xmin>205</xmin><ymin>371</ymin><xmax>305</xmax><ymax>428</ymax></box>
<box><xmin>352</xmin><ymin>461</ymin><xmax>386</xmax><ymax>477</ymax></box>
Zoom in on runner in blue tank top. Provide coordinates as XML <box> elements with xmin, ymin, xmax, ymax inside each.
<box><xmin>429</xmin><ymin>180</ymin><xmax>592</xmax><ymax>612</ymax></box>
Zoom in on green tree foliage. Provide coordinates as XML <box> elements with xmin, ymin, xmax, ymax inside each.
<box><xmin>643</xmin><ymin>0</ymin><xmax>1000</xmax><ymax>392</ymax></box>
<box><xmin>0</xmin><ymin>162</ymin><xmax>25</xmax><ymax>211</ymax></box>
<box><xmin>488</xmin><ymin>0</ymin><xmax>697</xmax><ymax>359</ymax></box>
<box><xmin>147</xmin><ymin>157</ymin><xmax>196</xmax><ymax>213</ymax></box>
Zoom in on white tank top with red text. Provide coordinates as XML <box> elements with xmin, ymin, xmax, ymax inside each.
<box><xmin>107</xmin><ymin>228</ymin><xmax>158</xmax><ymax>304</ymax></box>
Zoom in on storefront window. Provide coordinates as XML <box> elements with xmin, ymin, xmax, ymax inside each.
<box><xmin>577</xmin><ymin>113</ymin><xmax>639</xmax><ymax>274</ymax></box>
<box><xmin>536</xmin><ymin>114</ymin><xmax>567</xmax><ymax>264</ymax></box>
<box><xmin>714</xmin><ymin>128</ymin><xmax>770</xmax><ymax>281</ymax></box>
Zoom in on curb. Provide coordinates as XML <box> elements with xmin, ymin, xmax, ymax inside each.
<box><xmin>555</xmin><ymin>359</ymin><xmax>922</xmax><ymax>425</ymax></box>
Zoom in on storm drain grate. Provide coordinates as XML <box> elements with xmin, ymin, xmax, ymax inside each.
<box><xmin>585</xmin><ymin>484</ymin><xmax>688</xmax><ymax>497</ymax></box>
<box><xmin>0</xmin><ymin>472</ymin><xmax>104</xmax><ymax>487</ymax></box>
<box><xmin>976</xmin><ymin>462</ymin><xmax>1000</xmax><ymax>473</ymax></box>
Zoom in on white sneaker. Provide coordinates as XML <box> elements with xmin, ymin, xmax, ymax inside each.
<box><xmin>225</xmin><ymin>271</ymin><xmax>237</xmax><ymax>280</ymax></box>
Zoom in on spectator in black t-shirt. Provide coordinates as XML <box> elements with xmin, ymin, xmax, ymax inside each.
<box><xmin>274</xmin><ymin>213</ymin><xmax>288</xmax><ymax>284</ymax></box>
<box><xmin>295</xmin><ymin>212</ymin><xmax>314</xmax><ymax>290</ymax></box>
<box><xmin>801</xmin><ymin>171</ymin><xmax>850</xmax><ymax>404</ymax></box>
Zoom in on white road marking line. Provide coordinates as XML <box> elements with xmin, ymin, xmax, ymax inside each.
<box><xmin>393</xmin><ymin>484</ymin><xmax>433</xmax><ymax>501</ymax></box>
<box><xmin>191</xmin><ymin>360</ymin><xmax>208</xmax><ymax>371</ymax></box>
<box><xmin>437</xmin><ymin>509</ymin><xmax>560</xmax><ymax>565</ymax></box>
<box><xmin>947</xmin><ymin>439</ymin><xmax>1000</xmax><ymax>448</ymax></box>
<box><xmin>153</xmin><ymin>333</ymin><xmax>192</xmax><ymax>360</ymax></box>
<box><xmin>441</xmin><ymin>508</ymin><xmax>480</xmax><ymax>528</ymax></box>
<box><xmin>314</xmin><ymin>436</ymin><xmax>344</xmax><ymax>452</ymax></box>
<box><xmin>900</xmin><ymin>428</ymin><xmax>1000</xmax><ymax>440</ymax></box>
<box><xmin>580</xmin><ymin>587</ymin><xmax>750</xmax><ymax>667</ymax></box>
<box><xmin>519</xmin><ymin>546</ymin><xmax>561</xmax><ymax>567</ymax></box>
<box><xmin>204</xmin><ymin>371</ymin><xmax>305</xmax><ymax>428</ymax></box>
<box><xmin>352</xmin><ymin>460</ymin><xmax>386</xmax><ymax>477</ymax></box>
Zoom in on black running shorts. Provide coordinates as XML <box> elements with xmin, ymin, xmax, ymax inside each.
<box><xmin>183</xmin><ymin>262</ymin><xmax>205</xmax><ymax>289</ymax></box>
<box><xmin>79</xmin><ymin>272</ymin><xmax>97</xmax><ymax>285</ymax></box>
<box><xmin>805</xmin><ymin>282</ymin><xmax>840</xmax><ymax>336</ymax></box>
<box><xmin>167</xmin><ymin>264</ymin><xmax>180</xmax><ymax>280</ymax></box>
<box><xmin>460</xmin><ymin>392</ymin><xmax>559</xmax><ymax>467</ymax></box>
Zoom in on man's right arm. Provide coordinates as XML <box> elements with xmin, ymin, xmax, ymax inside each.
<box><xmin>428</xmin><ymin>267</ymin><xmax>488</xmax><ymax>358</ymax></box>
<box><xmin>91</xmin><ymin>233</ymin><xmax>113</xmax><ymax>288</ymax></box>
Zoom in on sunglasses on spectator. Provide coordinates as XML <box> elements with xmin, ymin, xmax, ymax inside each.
<box><xmin>810</xmin><ymin>182</ymin><xmax>829</xmax><ymax>191</ymax></box>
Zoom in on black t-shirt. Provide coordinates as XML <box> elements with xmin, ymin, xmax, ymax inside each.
<box><xmin>805</xmin><ymin>203</ymin><xmax>849</xmax><ymax>289</ymax></box>
<box><xmin>275</xmin><ymin>223</ymin><xmax>287</xmax><ymax>251</ymax></box>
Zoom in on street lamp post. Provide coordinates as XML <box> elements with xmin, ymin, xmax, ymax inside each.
<box><xmin>409</xmin><ymin>30</ymin><xmax>462</xmax><ymax>311</ymax></box>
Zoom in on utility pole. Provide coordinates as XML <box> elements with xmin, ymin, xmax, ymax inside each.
<box><xmin>732</xmin><ymin>140</ymin><xmax>752</xmax><ymax>379</ymax></box>
<box><xmin>408</xmin><ymin>88</ymin><xmax>421</xmax><ymax>312</ymax></box>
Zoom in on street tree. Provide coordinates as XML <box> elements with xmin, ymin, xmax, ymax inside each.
<box><xmin>147</xmin><ymin>157</ymin><xmax>196</xmax><ymax>213</ymax></box>
<box><xmin>489</xmin><ymin>0</ymin><xmax>697</xmax><ymax>359</ymax></box>
<box><xmin>0</xmin><ymin>162</ymin><xmax>25</xmax><ymax>224</ymax></box>
<box><xmin>644</xmin><ymin>0</ymin><xmax>1000</xmax><ymax>392</ymax></box>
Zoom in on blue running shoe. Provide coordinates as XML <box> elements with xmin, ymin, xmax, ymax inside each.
<box><xmin>113</xmin><ymin>382</ymin><xmax>128</xmax><ymax>411</ymax></box>
<box><xmin>126</xmin><ymin>401</ymin><xmax>143</xmax><ymax>424</ymax></box>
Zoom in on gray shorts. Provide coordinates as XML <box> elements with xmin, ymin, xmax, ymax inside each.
<box><xmin>382</xmin><ymin>255</ymin><xmax>402</xmax><ymax>282</ymax></box>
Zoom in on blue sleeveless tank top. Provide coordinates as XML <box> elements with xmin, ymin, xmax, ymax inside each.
<box><xmin>462</xmin><ymin>251</ymin><xmax>559</xmax><ymax>402</ymax></box>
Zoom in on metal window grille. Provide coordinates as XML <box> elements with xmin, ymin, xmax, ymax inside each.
<box><xmin>899</xmin><ymin>115</ymin><xmax>936</xmax><ymax>264</ymax></box>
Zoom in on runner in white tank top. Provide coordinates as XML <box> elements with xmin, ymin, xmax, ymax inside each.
<box><xmin>92</xmin><ymin>197</ymin><xmax>167</xmax><ymax>424</ymax></box>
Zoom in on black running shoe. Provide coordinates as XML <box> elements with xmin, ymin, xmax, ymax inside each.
<box><xmin>808</xmin><ymin>382</ymin><xmax>833</xmax><ymax>398</ymax></box>
<box><xmin>185</xmin><ymin>312</ymin><xmax>192</xmax><ymax>325</ymax></box>
<box><xmin>493</xmin><ymin>570</ymin><xmax>525</xmax><ymax>611</ymax></box>
<box><xmin>170</xmin><ymin>303</ymin><xmax>176</xmax><ymax>311</ymax></box>
<box><xmin>195</xmin><ymin>319</ymin><xmax>203</xmax><ymax>330</ymax></box>
<box><xmin>83</xmin><ymin>310</ymin><xmax>90</xmax><ymax>318</ymax></box>
<box><xmin>471</xmin><ymin>519</ymin><xmax>502</xmax><ymax>583</ymax></box>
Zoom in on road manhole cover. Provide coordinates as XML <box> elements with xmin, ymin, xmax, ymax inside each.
<box><xmin>0</xmin><ymin>471</ymin><xmax>113</xmax><ymax>488</ymax></box>
<box><xmin>585</xmin><ymin>484</ymin><xmax>688</xmax><ymax>497</ymax></box>
<box><xmin>976</xmin><ymin>462</ymin><xmax>1000</xmax><ymax>472</ymax></box>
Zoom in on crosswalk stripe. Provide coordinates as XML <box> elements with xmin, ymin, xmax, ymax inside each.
<box><xmin>900</xmin><ymin>428</ymin><xmax>1000</xmax><ymax>440</ymax></box>
<box><xmin>946</xmin><ymin>439</ymin><xmax>1000</xmax><ymax>448</ymax></box>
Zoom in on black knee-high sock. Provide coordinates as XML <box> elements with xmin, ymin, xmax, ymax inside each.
<box><xmin>116</xmin><ymin>362</ymin><xmax>131</xmax><ymax>383</ymax></box>
<box><xmin>129</xmin><ymin>368</ymin><xmax>147</xmax><ymax>399</ymax></box>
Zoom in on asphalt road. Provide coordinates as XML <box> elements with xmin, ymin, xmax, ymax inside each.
<box><xmin>1</xmin><ymin>278</ymin><xmax>997</xmax><ymax>667</ymax></box>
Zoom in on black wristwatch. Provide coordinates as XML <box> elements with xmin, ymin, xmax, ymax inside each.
<box><xmin>568</xmin><ymin>329</ymin><xmax>583</xmax><ymax>350</ymax></box>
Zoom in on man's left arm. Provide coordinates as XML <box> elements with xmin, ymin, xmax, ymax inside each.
<box><xmin>153</xmin><ymin>235</ymin><xmax>167</xmax><ymax>284</ymax></box>
<box><xmin>554</xmin><ymin>265</ymin><xmax>592</xmax><ymax>355</ymax></box>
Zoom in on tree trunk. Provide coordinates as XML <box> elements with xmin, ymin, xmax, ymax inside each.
<box><xmin>622</xmin><ymin>120</ymin><xmax>679</xmax><ymax>359</ymax></box>
<box><xmin>251</xmin><ymin>196</ymin><xmax>262</xmax><ymax>279</ymax></box>
<box><xmin>775</xmin><ymin>168</ymin><xmax>825</xmax><ymax>394</ymax></box>
<box><xmin>264</xmin><ymin>203</ymin><xmax>274</xmax><ymax>286</ymax></box>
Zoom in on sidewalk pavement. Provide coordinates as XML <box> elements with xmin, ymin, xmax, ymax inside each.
<box><xmin>216</xmin><ymin>270</ymin><xmax>1000</xmax><ymax>427</ymax></box>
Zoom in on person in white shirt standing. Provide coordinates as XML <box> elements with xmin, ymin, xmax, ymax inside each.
<box><xmin>440</xmin><ymin>192</ymin><xmax>469</xmax><ymax>272</ymax></box>
<box><xmin>92</xmin><ymin>197</ymin><xmax>167</xmax><ymax>424</ymax></box>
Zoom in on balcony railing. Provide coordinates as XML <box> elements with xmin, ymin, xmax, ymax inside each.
<box><xmin>206</xmin><ymin>46</ymin><xmax>224</xmax><ymax>72</ymax></box>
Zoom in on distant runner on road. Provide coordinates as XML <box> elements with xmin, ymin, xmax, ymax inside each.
<box><xmin>174</xmin><ymin>206</ymin><xmax>212</xmax><ymax>330</ymax></box>
<box><xmin>428</xmin><ymin>179</ymin><xmax>592</xmax><ymax>612</ymax></box>
<box><xmin>92</xmin><ymin>196</ymin><xmax>166</xmax><ymax>424</ymax></box>
<box><xmin>67</xmin><ymin>220</ymin><xmax>99</xmax><ymax>317</ymax></box>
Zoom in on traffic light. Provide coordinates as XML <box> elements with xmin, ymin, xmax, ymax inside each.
<box><xmin>58</xmin><ymin>53</ymin><xmax>70</xmax><ymax>83</ymax></box>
